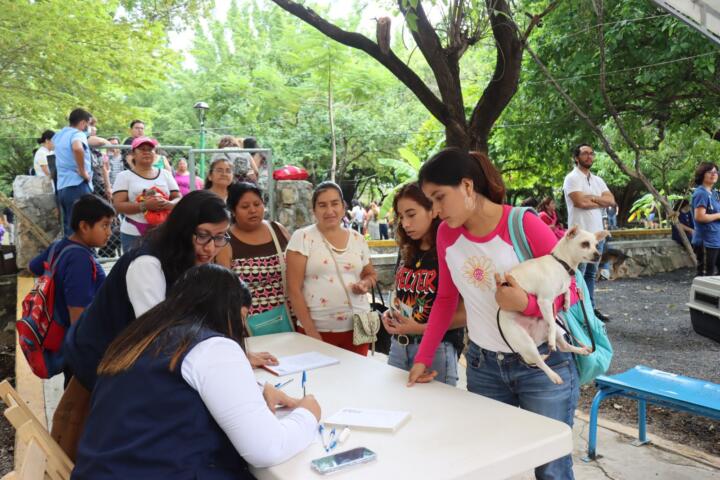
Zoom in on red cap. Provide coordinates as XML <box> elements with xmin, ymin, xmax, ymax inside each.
<box><xmin>130</xmin><ymin>136</ymin><xmax>158</xmax><ymax>150</ymax></box>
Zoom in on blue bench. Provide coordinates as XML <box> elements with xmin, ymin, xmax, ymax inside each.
<box><xmin>586</xmin><ymin>365</ymin><xmax>720</xmax><ymax>460</ymax></box>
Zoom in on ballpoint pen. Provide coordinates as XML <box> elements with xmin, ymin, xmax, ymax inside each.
<box><xmin>274</xmin><ymin>378</ymin><xmax>294</xmax><ymax>389</ymax></box>
<box><xmin>301</xmin><ymin>370</ymin><xmax>307</xmax><ymax>397</ymax></box>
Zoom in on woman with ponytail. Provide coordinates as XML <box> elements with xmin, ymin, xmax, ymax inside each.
<box><xmin>407</xmin><ymin>148</ymin><xmax>580</xmax><ymax>480</ymax></box>
<box><xmin>34</xmin><ymin>130</ymin><xmax>55</xmax><ymax>177</ymax></box>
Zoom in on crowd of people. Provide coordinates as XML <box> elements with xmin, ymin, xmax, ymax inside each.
<box><xmin>27</xmin><ymin>107</ymin><xmax>630</xmax><ymax>480</ymax></box>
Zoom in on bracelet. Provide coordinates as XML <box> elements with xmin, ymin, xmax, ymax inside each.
<box><xmin>139</xmin><ymin>201</ymin><xmax>147</xmax><ymax>213</ymax></box>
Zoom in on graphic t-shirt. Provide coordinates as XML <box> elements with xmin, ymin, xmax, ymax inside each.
<box><xmin>394</xmin><ymin>249</ymin><xmax>464</xmax><ymax>349</ymax></box>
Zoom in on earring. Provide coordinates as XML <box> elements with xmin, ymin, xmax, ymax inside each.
<box><xmin>464</xmin><ymin>194</ymin><xmax>476</xmax><ymax>211</ymax></box>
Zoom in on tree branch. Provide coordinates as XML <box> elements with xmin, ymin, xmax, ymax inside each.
<box><xmin>269</xmin><ymin>0</ymin><xmax>449</xmax><ymax>125</ymax></box>
<box><xmin>522</xmin><ymin>1</ymin><xmax>559</xmax><ymax>42</ymax></box>
<box><xmin>592</xmin><ymin>0</ymin><xmax>641</xmax><ymax>171</ymax></box>
<box><xmin>467</xmin><ymin>0</ymin><xmax>524</xmax><ymax>152</ymax></box>
<box><xmin>397</xmin><ymin>0</ymin><xmax>466</xmax><ymax>137</ymax></box>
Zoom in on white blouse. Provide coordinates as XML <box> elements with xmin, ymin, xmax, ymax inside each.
<box><xmin>286</xmin><ymin>225</ymin><xmax>371</xmax><ymax>332</ymax></box>
<box><xmin>181</xmin><ymin>337</ymin><xmax>318</xmax><ymax>468</ymax></box>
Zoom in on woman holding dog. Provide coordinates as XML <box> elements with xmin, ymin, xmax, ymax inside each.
<box><xmin>382</xmin><ymin>182</ymin><xmax>466</xmax><ymax>385</ymax></box>
<box><xmin>407</xmin><ymin>148</ymin><xmax>580</xmax><ymax>480</ymax></box>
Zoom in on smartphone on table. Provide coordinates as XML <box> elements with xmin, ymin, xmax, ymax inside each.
<box><xmin>310</xmin><ymin>447</ymin><xmax>376</xmax><ymax>475</ymax></box>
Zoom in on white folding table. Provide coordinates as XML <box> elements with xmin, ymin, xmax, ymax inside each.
<box><xmin>248</xmin><ymin>332</ymin><xmax>572</xmax><ymax>480</ymax></box>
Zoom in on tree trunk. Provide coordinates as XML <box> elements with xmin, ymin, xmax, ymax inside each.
<box><xmin>328</xmin><ymin>61</ymin><xmax>338</xmax><ymax>182</ymax></box>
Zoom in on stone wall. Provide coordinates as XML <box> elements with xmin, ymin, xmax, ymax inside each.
<box><xmin>13</xmin><ymin>176</ymin><xmax>60</xmax><ymax>268</ymax></box>
<box><xmin>610</xmin><ymin>238</ymin><xmax>694</xmax><ymax>278</ymax></box>
<box><xmin>273</xmin><ymin>180</ymin><xmax>314</xmax><ymax>233</ymax></box>
<box><xmin>370</xmin><ymin>237</ymin><xmax>695</xmax><ymax>287</ymax></box>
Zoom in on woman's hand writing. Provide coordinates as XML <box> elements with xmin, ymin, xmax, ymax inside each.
<box><xmin>248</xmin><ymin>351</ymin><xmax>279</xmax><ymax>368</ymax></box>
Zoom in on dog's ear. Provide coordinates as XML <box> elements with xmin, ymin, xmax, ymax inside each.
<box><xmin>595</xmin><ymin>230</ymin><xmax>610</xmax><ymax>242</ymax></box>
<box><xmin>566</xmin><ymin>225</ymin><xmax>579</xmax><ymax>239</ymax></box>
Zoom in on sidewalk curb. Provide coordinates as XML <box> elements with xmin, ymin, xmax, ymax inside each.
<box><xmin>575</xmin><ymin>410</ymin><xmax>720</xmax><ymax>470</ymax></box>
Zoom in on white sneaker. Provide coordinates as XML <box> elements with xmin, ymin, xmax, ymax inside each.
<box><xmin>599</xmin><ymin>268</ymin><xmax>610</xmax><ymax>280</ymax></box>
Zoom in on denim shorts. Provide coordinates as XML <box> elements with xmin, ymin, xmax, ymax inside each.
<box><xmin>465</xmin><ymin>341</ymin><xmax>580</xmax><ymax>480</ymax></box>
<box><xmin>387</xmin><ymin>337</ymin><xmax>458</xmax><ymax>386</ymax></box>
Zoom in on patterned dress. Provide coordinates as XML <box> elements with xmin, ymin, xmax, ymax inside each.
<box><xmin>228</xmin><ymin>222</ymin><xmax>288</xmax><ymax>315</ymax></box>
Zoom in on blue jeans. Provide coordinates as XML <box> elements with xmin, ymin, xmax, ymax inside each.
<box><xmin>120</xmin><ymin>232</ymin><xmax>142</xmax><ymax>254</ymax></box>
<box><xmin>56</xmin><ymin>182</ymin><xmax>91</xmax><ymax>236</ymax></box>
<box><xmin>465</xmin><ymin>342</ymin><xmax>579</xmax><ymax>480</ymax></box>
<box><xmin>387</xmin><ymin>338</ymin><xmax>458</xmax><ymax>386</ymax></box>
<box><xmin>578</xmin><ymin>239</ymin><xmax>605</xmax><ymax>307</ymax></box>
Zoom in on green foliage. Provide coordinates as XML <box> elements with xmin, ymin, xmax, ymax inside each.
<box><xmin>492</xmin><ymin>0</ymin><xmax>720</xmax><ymax>207</ymax></box>
<box><xmin>135</xmin><ymin>0</ymin><xmax>428</xmax><ymax>201</ymax></box>
<box><xmin>0</xmin><ymin>0</ymin><xmax>175</xmax><ymax>190</ymax></box>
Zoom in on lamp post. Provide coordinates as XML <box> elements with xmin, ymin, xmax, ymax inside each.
<box><xmin>193</xmin><ymin>101</ymin><xmax>209</xmax><ymax>178</ymax></box>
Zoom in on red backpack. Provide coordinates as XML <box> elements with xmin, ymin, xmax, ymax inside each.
<box><xmin>17</xmin><ymin>242</ymin><xmax>97</xmax><ymax>379</ymax></box>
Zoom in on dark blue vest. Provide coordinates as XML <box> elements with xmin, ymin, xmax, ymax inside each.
<box><xmin>64</xmin><ymin>245</ymin><xmax>169</xmax><ymax>390</ymax></box>
<box><xmin>72</xmin><ymin>327</ymin><xmax>253</xmax><ymax>479</ymax></box>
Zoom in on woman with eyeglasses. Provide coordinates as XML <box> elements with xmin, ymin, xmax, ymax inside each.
<box><xmin>205</xmin><ymin>156</ymin><xmax>235</xmax><ymax>202</ymax></box>
<box><xmin>692</xmin><ymin>162</ymin><xmax>720</xmax><ymax>275</ymax></box>
<box><xmin>54</xmin><ymin>191</ymin><xmax>276</xmax><ymax>460</ymax></box>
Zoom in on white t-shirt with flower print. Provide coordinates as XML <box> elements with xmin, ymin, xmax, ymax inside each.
<box><xmin>287</xmin><ymin>225</ymin><xmax>371</xmax><ymax>332</ymax></box>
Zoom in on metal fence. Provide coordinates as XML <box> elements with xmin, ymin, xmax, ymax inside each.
<box><xmin>92</xmin><ymin>144</ymin><xmax>274</xmax><ymax>260</ymax></box>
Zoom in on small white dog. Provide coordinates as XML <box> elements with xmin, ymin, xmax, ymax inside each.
<box><xmin>497</xmin><ymin>226</ymin><xmax>609</xmax><ymax>384</ymax></box>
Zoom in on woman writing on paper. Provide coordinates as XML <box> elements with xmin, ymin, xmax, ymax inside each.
<box><xmin>382</xmin><ymin>182</ymin><xmax>466</xmax><ymax>386</ymax></box>
<box><xmin>407</xmin><ymin>148</ymin><xmax>580</xmax><ymax>480</ymax></box>
<box><xmin>286</xmin><ymin>181</ymin><xmax>377</xmax><ymax>355</ymax></box>
<box><xmin>72</xmin><ymin>264</ymin><xmax>321</xmax><ymax>479</ymax></box>
<box><xmin>217</xmin><ymin>182</ymin><xmax>292</xmax><ymax>331</ymax></box>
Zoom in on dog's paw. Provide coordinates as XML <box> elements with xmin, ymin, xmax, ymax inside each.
<box><xmin>548</xmin><ymin>371</ymin><xmax>564</xmax><ymax>385</ymax></box>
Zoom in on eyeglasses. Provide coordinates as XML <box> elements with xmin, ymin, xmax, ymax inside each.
<box><xmin>194</xmin><ymin>231</ymin><xmax>231</xmax><ymax>247</ymax></box>
<box><xmin>708</xmin><ymin>170</ymin><xmax>719</xmax><ymax>175</ymax></box>
<box><xmin>580</xmin><ymin>151</ymin><xmax>595</xmax><ymax>157</ymax></box>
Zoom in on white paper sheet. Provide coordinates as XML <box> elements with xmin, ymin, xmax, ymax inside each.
<box><xmin>324</xmin><ymin>407</ymin><xmax>411</xmax><ymax>432</ymax></box>
<box><xmin>263</xmin><ymin>352</ymin><xmax>340</xmax><ymax>376</ymax></box>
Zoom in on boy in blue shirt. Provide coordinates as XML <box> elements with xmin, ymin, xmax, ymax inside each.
<box><xmin>29</xmin><ymin>194</ymin><xmax>115</xmax><ymax>349</ymax></box>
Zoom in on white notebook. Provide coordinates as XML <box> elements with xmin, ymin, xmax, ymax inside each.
<box><xmin>263</xmin><ymin>352</ymin><xmax>339</xmax><ymax>376</ymax></box>
<box><xmin>324</xmin><ymin>408</ymin><xmax>411</xmax><ymax>432</ymax></box>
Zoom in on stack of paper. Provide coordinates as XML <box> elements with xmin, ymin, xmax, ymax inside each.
<box><xmin>324</xmin><ymin>408</ymin><xmax>411</xmax><ymax>432</ymax></box>
<box><xmin>263</xmin><ymin>352</ymin><xmax>339</xmax><ymax>376</ymax></box>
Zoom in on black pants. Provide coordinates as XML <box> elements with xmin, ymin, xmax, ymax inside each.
<box><xmin>702</xmin><ymin>246</ymin><xmax>717</xmax><ymax>276</ymax></box>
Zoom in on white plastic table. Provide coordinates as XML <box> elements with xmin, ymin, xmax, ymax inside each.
<box><xmin>248</xmin><ymin>332</ymin><xmax>572</xmax><ymax>480</ymax></box>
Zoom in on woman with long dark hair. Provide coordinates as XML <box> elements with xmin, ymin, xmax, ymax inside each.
<box><xmin>382</xmin><ymin>182</ymin><xmax>466</xmax><ymax>385</ymax></box>
<box><xmin>54</xmin><ymin>191</ymin><xmax>273</xmax><ymax>460</ymax></box>
<box><xmin>537</xmin><ymin>196</ymin><xmax>565</xmax><ymax>239</ymax></box>
<box><xmin>72</xmin><ymin>264</ymin><xmax>320</xmax><ymax>479</ymax></box>
<box><xmin>408</xmin><ymin>148</ymin><xmax>580</xmax><ymax>480</ymax></box>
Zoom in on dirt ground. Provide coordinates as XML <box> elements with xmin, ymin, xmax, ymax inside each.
<box><xmin>581</xmin><ymin>267</ymin><xmax>720</xmax><ymax>457</ymax></box>
<box><xmin>0</xmin><ymin>329</ymin><xmax>15</xmax><ymax>475</ymax></box>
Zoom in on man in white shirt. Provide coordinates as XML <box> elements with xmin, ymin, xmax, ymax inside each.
<box><xmin>563</xmin><ymin>144</ymin><xmax>616</xmax><ymax>323</ymax></box>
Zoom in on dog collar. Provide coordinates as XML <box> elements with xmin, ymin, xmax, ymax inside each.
<box><xmin>551</xmin><ymin>254</ymin><xmax>576</xmax><ymax>276</ymax></box>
